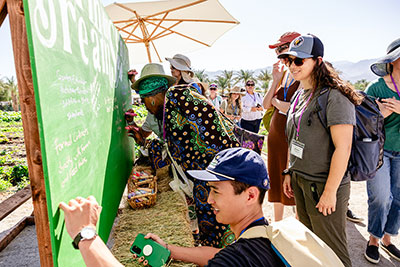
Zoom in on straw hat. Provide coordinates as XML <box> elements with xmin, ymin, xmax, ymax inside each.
<box><xmin>165</xmin><ymin>54</ymin><xmax>193</xmax><ymax>74</ymax></box>
<box><xmin>132</xmin><ymin>63</ymin><xmax>176</xmax><ymax>91</ymax></box>
<box><xmin>229</xmin><ymin>86</ymin><xmax>245</xmax><ymax>95</ymax></box>
<box><xmin>371</xmin><ymin>37</ymin><xmax>400</xmax><ymax>77</ymax></box>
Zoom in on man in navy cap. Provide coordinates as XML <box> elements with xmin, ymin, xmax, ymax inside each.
<box><xmin>59</xmin><ymin>148</ymin><xmax>284</xmax><ymax>266</ymax></box>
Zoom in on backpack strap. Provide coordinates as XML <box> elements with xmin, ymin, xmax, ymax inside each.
<box><xmin>238</xmin><ymin>225</ymin><xmax>290</xmax><ymax>267</ymax></box>
<box><xmin>238</xmin><ymin>225</ymin><xmax>268</xmax><ymax>240</ymax></box>
<box><xmin>316</xmin><ymin>88</ymin><xmax>331</xmax><ymax>131</ymax></box>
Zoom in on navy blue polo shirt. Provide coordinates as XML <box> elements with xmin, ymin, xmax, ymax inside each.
<box><xmin>206</xmin><ymin>219</ymin><xmax>285</xmax><ymax>267</ymax></box>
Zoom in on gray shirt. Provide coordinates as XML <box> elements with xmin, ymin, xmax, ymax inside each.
<box><xmin>142</xmin><ymin>113</ymin><xmax>161</xmax><ymax>137</ymax></box>
<box><xmin>286</xmin><ymin>88</ymin><xmax>356</xmax><ymax>183</ymax></box>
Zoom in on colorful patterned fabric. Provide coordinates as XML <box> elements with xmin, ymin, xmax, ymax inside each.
<box><xmin>159</xmin><ymin>85</ymin><xmax>240</xmax><ymax>247</ymax></box>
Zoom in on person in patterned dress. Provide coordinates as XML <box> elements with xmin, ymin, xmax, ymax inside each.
<box><xmin>127</xmin><ymin>63</ymin><xmax>241</xmax><ymax>248</ymax></box>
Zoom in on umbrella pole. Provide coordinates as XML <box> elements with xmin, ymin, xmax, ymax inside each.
<box><xmin>145</xmin><ymin>41</ymin><xmax>152</xmax><ymax>63</ymax></box>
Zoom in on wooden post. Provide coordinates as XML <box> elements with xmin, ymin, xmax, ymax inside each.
<box><xmin>6</xmin><ymin>0</ymin><xmax>53</xmax><ymax>266</ymax></box>
<box><xmin>0</xmin><ymin>0</ymin><xmax>7</xmax><ymax>26</ymax></box>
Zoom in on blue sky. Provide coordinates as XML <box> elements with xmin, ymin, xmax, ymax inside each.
<box><xmin>1</xmin><ymin>0</ymin><xmax>399</xmax><ymax>78</ymax></box>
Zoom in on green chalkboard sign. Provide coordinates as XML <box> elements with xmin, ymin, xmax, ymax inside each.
<box><xmin>23</xmin><ymin>0</ymin><xmax>133</xmax><ymax>265</ymax></box>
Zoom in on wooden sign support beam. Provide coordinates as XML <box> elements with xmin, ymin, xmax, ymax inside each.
<box><xmin>0</xmin><ymin>0</ymin><xmax>6</xmax><ymax>26</ymax></box>
<box><xmin>6</xmin><ymin>0</ymin><xmax>53</xmax><ymax>265</ymax></box>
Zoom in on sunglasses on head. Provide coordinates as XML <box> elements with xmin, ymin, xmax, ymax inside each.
<box><xmin>285</xmin><ymin>57</ymin><xmax>305</xmax><ymax>67</ymax></box>
<box><xmin>275</xmin><ymin>44</ymin><xmax>289</xmax><ymax>54</ymax></box>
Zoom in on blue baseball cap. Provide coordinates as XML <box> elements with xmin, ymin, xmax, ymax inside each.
<box><xmin>278</xmin><ymin>34</ymin><xmax>324</xmax><ymax>59</ymax></box>
<box><xmin>187</xmin><ymin>148</ymin><xmax>270</xmax><ymax>190</ymax></box>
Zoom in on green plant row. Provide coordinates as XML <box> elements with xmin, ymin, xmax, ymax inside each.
<box><xmin>0</xmin><ymin>110</ymin><xmax>22</xmax><ymax>122</ymax></box>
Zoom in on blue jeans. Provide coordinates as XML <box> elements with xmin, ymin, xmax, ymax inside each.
<box><xmin>367</xmin><ymin>149</ymin><xmax>400</xmax><ymax>239</ymax></box>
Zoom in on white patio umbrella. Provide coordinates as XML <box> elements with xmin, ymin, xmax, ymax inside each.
<box><xmin>105</xmin><ymin>0</ymin><xmax>239</xmax><ymax>64</ymax></box>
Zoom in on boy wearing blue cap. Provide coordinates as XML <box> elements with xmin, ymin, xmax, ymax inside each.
<box><xmin>59</xmin><ymin>148</ymin><xmax>285</xmax><ymax>266</ymax></box>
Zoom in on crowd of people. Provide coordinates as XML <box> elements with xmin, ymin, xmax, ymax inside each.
<box><xmin>60</xmin><ymin>34</ymin><xmax>400</xmax><ymax>266</ymax></box>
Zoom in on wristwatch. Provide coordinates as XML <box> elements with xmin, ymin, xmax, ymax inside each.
<box><xmin>72</xmin><ymin>226</ymin><xmax>97</xmax><ymax>249</ymax></box>
<box><xmin>282</xmin><ymin>169</ymin><xmax>291</xmax><ymax>176</ymax></box>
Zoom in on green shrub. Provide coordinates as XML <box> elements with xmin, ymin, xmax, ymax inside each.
<box><xmin>0</xmin><ymin>178</ymin><xmax>12</xmax><ymax>191</ymax></box>
<box><xmin>9</xmin><ymin>164</ymin><xmax>29</xmax><ymax>186</ymax></box>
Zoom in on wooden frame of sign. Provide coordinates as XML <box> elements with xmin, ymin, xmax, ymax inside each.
<box><xmin>0</xmin><ymin>0</ymin><xmax>53</xmax><ymax>265</ymax></box>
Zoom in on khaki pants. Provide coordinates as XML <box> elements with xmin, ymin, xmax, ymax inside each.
<box><xmin>291</xmin><ymin>172</ymin><xmax>352</xmax><ymax>267</ymax></box>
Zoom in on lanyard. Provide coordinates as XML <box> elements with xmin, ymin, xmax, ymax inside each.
<box><xmin>292</xmin><ymin>90</ymin><xmax>313</xmax><ymax>139</ymax></box>
<box><xmin>238</xmin><ymin>217</ymin><xmax>265</xmax><ymax>238</ymax></box>
<box><xmin>390</xmin><ymin>74</ymin><xmax>400</xmax><ymax>98</ymax></box>
<box><xmin>249</xmin><ymin>92</ymin><xmax>257</xmax><ymax>103</ymax></box>
<box><xmin>231</xmin><ymin>103</ymin><xmax>238</xmax><ymax>115</ymax></box>
<box><xmin>283</xmin><ymin>75</ymin><xmax>295</xmax><ymax>101</ymax></box>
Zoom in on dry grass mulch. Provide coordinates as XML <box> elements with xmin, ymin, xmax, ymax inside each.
<box><xmin>111</xmin><ymin>190</ymin><xmax>195</xmax><ymax>267</ymax></box>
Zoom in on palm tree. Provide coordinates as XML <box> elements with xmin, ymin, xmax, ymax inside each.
<box><xmin>234</xmin><ymin>69</ymin><xmax>255</xmax><ymax>86</ymax></box>
<box><xmin>257</xmin><ymin>70</ymin><xmax>272</xmax><ymax>93</ymax></box>
<box><xmin>193</xmin><ymin>69</ymin><xmax>210</xmax><ymax>83</ymax></box>
<box><xmin>4</xmin><ymin>76</ymin><xmax>19</xmax><ymax>111</ymax></box>
<box><xmin>214</xmin><ymin>76</ymin><xmax>229</xmax><ymax>95</ymax></box>
<box><xmin>0</xmin><ymin>77</ymin><xmax>8</xmax><ymax>101</ymax></box>
<box><xmin>220</xmin><ymin>70</ymin><xmax>236</xmax><ymax>88</ymax></box>
<box><xmin>354</xmin><ymin>79</ymin><xmax>369</xmax><ymax>91</ymax></box>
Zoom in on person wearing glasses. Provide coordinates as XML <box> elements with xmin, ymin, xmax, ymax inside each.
<box><xmin>208</xmin><ymin>83</ymin><xmax>223</xmax><ymax>111</ymax></box>
<box><xmin>281</xmin><ymin>34</ymin><xmax>363</xmax><ymax>267</ymax></box>
<box><xmin>263</xmin><ymin>32</ymin><xmax>301</xmax><ymax>222</ymax></box>
<box><xmin>241</xmin><ymin>80</ymin><xmax>264</xmax><ymax>133</ymax></box>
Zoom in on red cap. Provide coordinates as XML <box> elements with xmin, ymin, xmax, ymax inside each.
<box><xmin>268</xmin><ymin>32</ymin><xmax>301</xmax><ymax>49</ymax></box>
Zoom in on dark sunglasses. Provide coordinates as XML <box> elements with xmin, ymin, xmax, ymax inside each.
<box><xmin>275</xmin><ymin>44</ymin><xmax>289</xmax><ymax>54</ymax></box>
<box><xmin>246</xmin><ymin>83</ymin><xmax>255</xmax><ymax>86</ymax></box>
<box><xmin>209</xmin><ymin>88</ymin><xmax>217</xmax><ymax>91</ymax></box>
<box><xmin>285</xmin><ymin>57</ymin><xmax>305</xmax><ymax>67</ymax></box>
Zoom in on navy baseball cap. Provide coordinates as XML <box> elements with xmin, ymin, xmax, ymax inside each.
<box><xmin>187</xmin><ymin>148</ymin><xmax>270</xmax><ymax>190</ymax></box>
<box><xmin>278</xmin><ymin>34</ymin><xmax>324</xmax><ymax>59</ymax></box>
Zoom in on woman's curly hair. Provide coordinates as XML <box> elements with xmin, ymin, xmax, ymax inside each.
<box><xmin>311</xmin><ymin>60</ymin><xmax>364</xmax><ymax>105</ymax></box>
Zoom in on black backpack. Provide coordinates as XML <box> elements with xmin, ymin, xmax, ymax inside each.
<box><xmin>316</xmin><ymin>88</ymin><xmax>385</xmax><ymax>181</ymax></box>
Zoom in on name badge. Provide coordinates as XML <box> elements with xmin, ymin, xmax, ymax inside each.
<box><xmin>290</xmin><ymin>139</ymin><xmax>305</xmax><ymax>159</ymax></box>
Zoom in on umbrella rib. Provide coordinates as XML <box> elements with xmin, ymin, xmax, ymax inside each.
<box><xmin>150</xmin><ymin>21</ymin><xmax>181</xmax><ymax>40</ymax></box>
<box><xmin>150</xmin><ymin>31</ymin><xmax>174</xmax><ymax>41</ymax></box>
<box><xmin>125</xmin><ymin>22</ymin><xmax>141</xmax><ymax>42</ymax></box>
<box><xmin>146</xmin><ymin>20</ymin><xmax>210</xmax><ymax>47</ymax></box>
<box><xmin>144</xmin><ymin>0</ymin><xmax>207</xmax><ymax>19</ymax></box>
<box><xmin>146</xmin><ymin>18</ymin><xmax>239</xmax><ymax>24</ymax></box>
<box><xmin>148</xmin><ymin>12</ymin><xmax>169</xmax><ymax>39</ymax></box>
<box><xmin>113</xmin><ymin>19</ymin><xmax>138</xmax><ymax>24</ymax></box>
<box><xmin>115</xmin><ymin>25</ymin><xmax>142</xmax><ymax>42</ymax></box>
<box><xmin>149</xmin><ymin>40</ymin><xmax>162</xmax><ymax>62</ymax></box>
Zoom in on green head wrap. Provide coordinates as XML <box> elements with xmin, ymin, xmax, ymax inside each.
<box><xmin>138</xmin><ymin>77</ymin><xmax>169</xmax><ymax>97</ymax></box>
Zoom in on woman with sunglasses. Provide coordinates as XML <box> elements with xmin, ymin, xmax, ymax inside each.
<box><xmin>363</xmin><ymin>38</ymin><xmax>400</xmax><ymax>264</ymax></box>
<box><xmin>208</xmin><ymin>83</ymin><xmax>223</xmax><ymax>110</ymax></box>
<box><xmin>241</xmin><ymin>80</ymin><xmax>264</xmax><ymax>133</ymax></box>
<box><xmin>281</xmin><ymin>34</ymin><xmax>363</xmax><ymax>267</ymax></box>
<box><xmin>263</xmin><ymin>32</ymin><xmax>301</xmax><ymax>222</ymax></box>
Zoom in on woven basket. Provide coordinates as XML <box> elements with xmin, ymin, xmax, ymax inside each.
<box><xmin>127</xmin><ymin>166</ymin><xmax>157</xmax><ymax>209</ymax></box>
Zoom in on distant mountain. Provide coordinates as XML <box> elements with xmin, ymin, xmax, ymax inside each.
<box><xmin>204</xmin><ymin>59</ymin><xmax>379</xmax><ymax>84</ymax></box>
<box><xmin>331</xmin><ymin>59</ymin><xmax>378</xmax><ymax>83</ymax></box>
